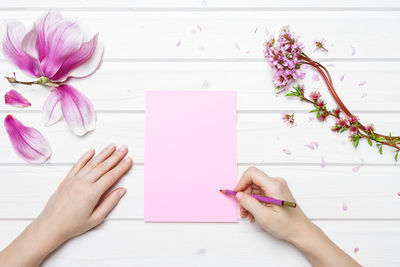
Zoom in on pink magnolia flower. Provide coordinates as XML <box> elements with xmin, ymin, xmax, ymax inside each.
<box><xmin>4</xmin><ymin>115</ymin><xmax>51</xmax><ymax>164</ymax></box>
<box><xmin>1</xmin><ymin>10</ymin><xmax>103</xmax><ymax>136</ymax></box>
<box><xmin>4</xmin><ymin>89</ymin><xmax>31</xmax><ymax>107</ymax></box>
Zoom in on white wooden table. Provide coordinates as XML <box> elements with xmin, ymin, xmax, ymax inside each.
<box><xmin>1</xmin><ymin>1</ymin><xmax>400</xmax><ymax>266</ymax></box>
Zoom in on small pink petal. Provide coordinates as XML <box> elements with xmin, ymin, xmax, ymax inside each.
<box><xmin>351</xmin><ymin>46</ymin><xmax>356</xmax><ymax>56</ymax></box>
<box><xmin>196</xmin><ymin>25</ymin><xmax>202</xmax><ymax>32</ymax></box>
<box><xmin>321</xmin><ymin>157</ymin><xmax>326</xmax><ymax>168</ymax></box>
<box><xmin>246</xmin><ymin>50</ymin><xmax>251</xmax><ymax>54</ymax></box>
<box><xmin>264</xmin><ymin>27</ymin><xmax>269</xmax><ymax>36</ymax></box>
<box><xmin>312</xmin><ymin>73</ymin><xmax>320</xmax><ymax>82</ymax></box>
<box><xmin>235</xmin><ymin>43</ymin><xmax>240</xmax><ymax>50</ymax></box>
<box><xmin>361</xmin><ymin>92</ymin><xmax>368</xmax><ymax>98</ymax></box>
<box><xmin>340</xmin><ymin>74</ymin><xmax>345</xmax><ymax>81</ymax></box>
<box><xmin>305</xmin><ymin>144</ymin><xmax>315</xmax><ymax>150</ymax></box>
<box><xmin>358</xmin><ymin>81</ymin><xmax>367</xmax><ymax>86</ymax></box>
<box><xmin>56</xmin><ymin>84</ymin><xmax>96</xmax><ymax>136</ymax></box>
<box><xmin>282</xmin><ymin>149</ymin><xmax>291</xmax><ymax>155</ymax></box>
<box><xmin>397</xmin><ymin>192</ymin><xmax>400</xmax><ymax>197</ymax></box>
<box><xmin>352</xmin><ymin>165</ymin><xmax>361</xmax><ymax>172</ymax></box>
<box><xmin>308</xmin><ymin>116</ymin><xmax>315</xmax><ymax>122</ymax></box>
<box><xmin>311</xmin><ymin>141</ymin><xmax>319</xmax><ymax>148</ymax></box>
<box><xmin>176</xmin><ymin>39</ymin><xmax>181</xmax><ymax>47</ymax></box>
<box><xmin>42</xmin><ymin>89</ymin><xmax>62</xmax><ymax>126</ymax></box>
<box><xmin>4</xmin><ymin>89</ymin><xmax>31</xmax><ymax>107</ymax></box>
<box><xmin>354</xmin><ymin>248</ymin><xmax>359</xmax><ymax>253</ymax></box>
<box><xmin>342</xmin><ymin>202</ymin><xmax>348</xmax><ymax>211</ymax></box>
<box><xmin>4</xmin><ymin>115</ymin><xmax>51</xmax><ymax>164</ymax></box>
<box><xmin>254</xmin><ymin>27</ymin><xmax>258</xmax><ymax>34</ymax></box>
<box><xmin>327</xmin><ymin>64</ymin><xmax>335</xmax><ymax>67</ymax></box>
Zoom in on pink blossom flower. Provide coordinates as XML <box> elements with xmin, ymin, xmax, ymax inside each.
<box><xmin>309</xmin><ymin>91</ymin><xmax>322</xmax><ymax>102</ymax></box>
<box><xmin>281</xmin><ymin>112</ymin><xmax>296</xmax><ymax>127</ymax></box>
<box><xmin>347</xmin><ymin>115</ymin><xmax>358</xmax><ymax>125</ymax></box>
<box><xmin>313</xmin><ymin>38</ymin><xmax>328</xmax><ymax>53</ymax></box>
<box><xmin>4</xmin><ymin>115</ymin><xmax>51</xmax><ymax>163</ymax></box>
<box><xmin>4</xmin><ymin>89</ymin><xmax>31</xmax><ymax>107</ymax></box>
<box><xmin>333</xmin><ymin>107</ymin><xmax>341</xmax><ymax>116</ymax></box>
<box><xmin>1</xmin><ymin>10</ymin><xmax>102</xmax><ymax>136</ymax></box>
<box><xmin>365</xmin><ymin>124</ymin><xmax>375</xmax><ymax>133</ymax></box>
<box><xmin>264</xmin><ymin>26</ymin><xmax>305</xmax><ymax>91</ymax></box>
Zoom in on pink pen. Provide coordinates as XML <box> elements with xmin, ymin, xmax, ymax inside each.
<box><xmin>219</xmin><ymin>189</ymin><xmax>297</xmax><ymax>208</ymax></box>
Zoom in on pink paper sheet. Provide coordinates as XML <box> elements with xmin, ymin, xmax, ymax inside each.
<box><xmin>144</xmin><ymin>91</ymin><xmax>238</xmax><ymax>222</ymax></box>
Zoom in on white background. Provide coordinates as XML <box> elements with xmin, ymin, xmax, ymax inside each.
<box><xmin>1</xmin><ymin>1</ymin><xmax>400</xmax><ymax>266</ymax></box>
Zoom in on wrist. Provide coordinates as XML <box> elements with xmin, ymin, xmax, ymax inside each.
<box><xmin>288</xmin><ymin>220</ymin><xmax>321</xmax><ymax>250</ymax></box>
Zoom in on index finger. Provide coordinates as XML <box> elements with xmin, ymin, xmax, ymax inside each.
<box><xmin>234</xmin><ymin>167</ymin><xmax>278</xmax><ymax>192</ymax></box>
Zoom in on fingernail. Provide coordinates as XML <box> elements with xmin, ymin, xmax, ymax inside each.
<box><xmin>87</xmin><ymin>148</ymin><xmax>94</xmax><ymax>154</ymax></box>
<box><xmin>107</xmin><ymin>143</ymin><xmax>116</xmax><ymax>150</ymax></box>
<box><xmin>236</xmin><ymin>192</ymin><xmax>244</xmax><ymax>200</ymax></box>
<box><xmin>119</xmin><ymin>188</ymin><xmax>126</xmax><ymax>197</ymax></box>
<box><xmin>118</xmin><ymin>145</ymin><xmax>128</xmax><ymax>152</ymax></box>
<box><xmin>124</xmin><ymin>157</ymin><xmax>132</xmax><ymax>163</ymax></box>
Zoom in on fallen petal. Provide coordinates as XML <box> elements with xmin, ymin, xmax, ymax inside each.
<box><xmin>358</xmin><ymin>81</ymin><xmax>367</xmax><ymax>86</ymax></box>
<box><xmin>57</xmin><ymin>84</ymin><xmax>96</xmax><ymax>136</ymax></box>
<box><xmin>340</xmin><ymin>74</ymin><xmax>345</xmax><ymax>81</ymax></box>
<box><xmin>342</xmin><ymin>202</ymin><xmax>348</xmax><ymax>211</ymax></box>
<box><xmin>1</xmin><ymin>22</ymin><xmax>42</xmax><ymax>77</ymax></box>
<box><xmin>254</xmin><ymin>27</ymin><xmax>258</xmax><ymax>34</ymax></box>
<box><xmin>308</xmin><ymin>116</ymin><xmax>315</xmax><ymax>122</ymax></box>
<box><xmin>311</xmin><ymin>141</ymin><xmax>319</xmax><ymax>148</ymax></box>
<box><xmin>4</xmin><ymin>114</ymin><xmax>51</xmax><ymax>164</ymax></box>
<box><xmin>351</xmin><ymin>46</ymin><xmax>356</xmax><ymax>56</ymax></box>
<box><xmin>361</xmin><ymin>92</ymin><xmax>368</xmax><ymax>98</ymax></box>
<box><xmin>282</xmin><ymin>149</ymin><xmax>291</xmax><ymax>155</ymax></box>
<box><xmin>354</xmin><ymin>248</ymin><xmax>359</xmax><ymax>253</ymax></box>
<box><xmin>4</xmin><ymin>89</ymin><xmax>31</xmax><ymax>107</ymax></box>
<box><xmin>397</xmin><ymin>192</ymin><xmax>400</xmax><ymax>197</ymax></box>
<box><xmin>51</xmin><ymin>33</ymin><xmax>103</xmax><ymax>81</ymax></box>
<box><xmin>327</xmin><ymin>64</ymin><xmax>335</xmax><ymax>67</ymax></box>
<box><xmin>196</xmin><ymin>25</ymin><xmax>202</xmax><ymax>32</ymax></box>
<box><xmin>42</xmin><ymin>89</ymin><xmax>62</xmax><ymax>126</ymax></box>
<box><xmin>235</xmin><ymin>43</ymin><xmax>240</xmax><ymax>50</ymax></box>
<box><xmin>321</xmin><ymin>157</ymin><xmax>326</xmax><ymax>168</ymax></box>
<box><xmin>352</xmin><ymin>165</ymin><xmax>361</xmax><ymax>172</ymax></box>
<box><xmin>305</xmin><ymin>144</ymin><xmax>314</xmax><ymax>150</ymax></box>
<box><xmin>312</xmin><ymin>73</ymin><xmax>320</xmax><ymax>82</ymax></box>
<box><xmin>176</xmin><ymin>39</ymin><xmax>181</xmax><ymax>47</ymax></box>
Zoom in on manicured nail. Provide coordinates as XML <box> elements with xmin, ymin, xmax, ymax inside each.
<box><xmin>236</xmin><ymin>192</ymin><xmax>244</xmax><ymax>200</ymax></box>
<box><xmin>124</xmin><ymin>157</ymin><xmax>132</xmax><ymax>163</ymax></box>
<box><xmin>107</xmin><ymin>143</ymin><xmax>116</xmax><ymax>150</ymax></box>
<box><xmin>118</xmin><ymin>145</ymin><xmax>128</xmax><ymax>152</ymax></box>
<box><xmin>119</xmin><ymin>188</ymin><xmax>126</xmax><ymax>197</ymax></box>
<box><xmin>87</xmin><ymin>148</ymin><xmax>94</xmax><ymax>154</ymax></box>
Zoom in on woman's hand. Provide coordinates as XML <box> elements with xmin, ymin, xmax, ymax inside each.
<box><xmin>235</xmin><ymin>167</ymin><xmax>360</xmax><ymax>267</ymax></box>
<box><xmin>0</xmin><ymin>144</ymin><xmax>132</xmax><ymax>267</ymax></box>
<box><xmin>234</xmin><ymin>166</ymin><xmax>310</xmax><ymax>243</ymax></box>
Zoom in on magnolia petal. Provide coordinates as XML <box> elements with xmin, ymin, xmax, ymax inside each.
<box><xmin>4</xmin><ymin>89</ymin><xmax>31</xmax><ymax>107</ymax></box>
<box><xmin>40</xmin><ymin>19</ymin><xmax>83</xmax><ymax>78</ymax></box>
<box><xmin>51</xmin><ymin>33</ymin><xmax>103</xmax><ymax>81</ymax></box>
<box><xmin>35</xmin><ymin>10</ymin><xmax>63</xmax><ymax>61</ymax></box>
<box><xmin>57</xmin><ymin>84</ymin><xmax>96</xmax><ymax>136</ymax></box>
<box><xmin>21</xmin><ymin>27</ymin><xmax>39</xmax><ymax>60</ymax></box>
<box><xmin>4</xmin><ymin>114</ymin><xmax>51</xmax><ymax>164</ymax></box>
<box><xmin>1</xmin><ymin>22</ymin><xmax>41</xmax><ymax>77</ymax></box>
<box><xmin>42</xmin><ymin>89</ymin><xmax>62</xmax><ymax>126</ymax></box>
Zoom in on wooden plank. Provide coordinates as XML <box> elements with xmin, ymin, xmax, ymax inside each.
<box><xmin>2</xmin><ymin>0</ymin><xmax>400</xmax><ymax>9</ymax></box>
<box><xmin>0</xmin><ymin>165</ymin><xmax>399</xmax><ymax>219</ymax></box>
<box><xmin>0</xmin><ymin>113</ymin><xmax>399</xmax><ymax>164</ymax></box>
<box><xmin>0</xmin><ymin>220</ymin><xmax>399</xmax><ymax>266</ymax></box>
<box><xmin>0</xmin><ymin>11</ymin><xmax>399</xmax><ymax>59</ymax></box>
<box><xmin>1</xmin><ymin>61</ymin><xmax>399</xmax><ymax>112</ymax></box>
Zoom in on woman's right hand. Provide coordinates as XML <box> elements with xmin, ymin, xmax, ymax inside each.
<box><xmin>235</xmin><ymin>167</ymin><xmax>361</xmax><ymax>267</ymax></box>
<box><xmin>234</xmin><ymin>167</ymin><xmax>312</xmax><ymax>243</ymax></box>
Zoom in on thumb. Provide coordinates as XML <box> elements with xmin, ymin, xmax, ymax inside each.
<box><xmin>236</xmin><ymin>192</ymin><xmax>265</xmax><ymax>217</ymax></box>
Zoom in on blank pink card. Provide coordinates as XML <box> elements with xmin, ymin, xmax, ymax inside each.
<box><xmin>144</xmin><ymin>91</ymin><xmax>238</xmax><ymax>222</ymax></box>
